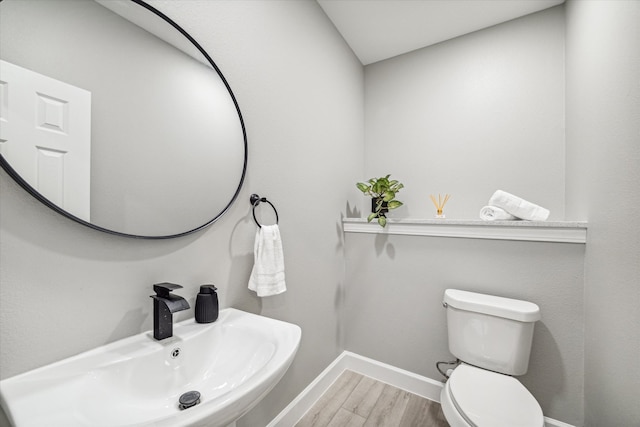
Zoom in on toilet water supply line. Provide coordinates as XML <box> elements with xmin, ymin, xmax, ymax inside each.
<box><xmin>436</xmin><ymin>359</ymin><xmax>460</xmax><ymax>380</ymax></box>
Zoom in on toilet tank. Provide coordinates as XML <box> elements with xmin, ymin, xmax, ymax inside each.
<box><xmin>444</xmin><ymin>289</ymin><xmax>541</xmax><ymax>376</ymax></box>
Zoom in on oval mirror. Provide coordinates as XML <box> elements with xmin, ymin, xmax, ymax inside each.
<box><xmin>0</xmin><ymin>0</ymin><xmax>247</xmax><ymax>238</ymax></box>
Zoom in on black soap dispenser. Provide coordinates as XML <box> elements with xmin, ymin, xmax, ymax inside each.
<box><xmin>195</xmin><ymin>285</ymin><xmax>218</xmax><ymax>323</ymax></box>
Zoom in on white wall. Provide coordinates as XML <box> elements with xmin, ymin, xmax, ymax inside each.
<box><xmin>364</xmin><ymin>7</ymin><xmax>566</xmax><ymax>220</ymax></box>
<box><xmin>0</xmin><ymin>1</ymin><xmax>364</xmax><ymax>426</ymax></box>
<box><xmin>565</xmin><ymin>0</ymin><xmax>640</xmax><ymax>425</ymax></box>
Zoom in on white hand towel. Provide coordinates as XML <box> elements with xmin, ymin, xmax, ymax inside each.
<box><xmin>479</xmin><ymin>205</ymin><xmax>518</xmax><ymax>221</ymax></box>
<box><xmin>248</xmin><ymin>224</ymin><xmax>286</xmax><ymax>297</ymax></box>
<box><xmin>488</xmin><ymin>190</ymin><xmax>550</xmax><ymax>221</ymax></box>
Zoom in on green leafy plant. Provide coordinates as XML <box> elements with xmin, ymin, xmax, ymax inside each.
<box><xmin>356</xmin><ymin>175</ymin><xmax>404</xmax><ymax>227</ymax></box>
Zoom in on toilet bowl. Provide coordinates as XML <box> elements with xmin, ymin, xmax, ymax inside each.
<box><xmin>439</xmin><ymin>364</ymin><xmax>544</xmax><ymax>427</ymax></box>
<box><xmin>440</xmin><ymin>289</ymin><xmax>544</xmax><ymax>427</ymax></box>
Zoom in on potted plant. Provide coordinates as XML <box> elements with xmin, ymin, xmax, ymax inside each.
<box><xmin>356</xmin><ymin>175</ymin><xmax>404</xmax><ymax>227</ymax></box>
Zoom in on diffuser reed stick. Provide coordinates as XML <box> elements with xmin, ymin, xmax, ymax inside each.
<box><xmin>430</xmin><ymin>194</ymin><xmax>451</xmax><ymax>218</ymax></box>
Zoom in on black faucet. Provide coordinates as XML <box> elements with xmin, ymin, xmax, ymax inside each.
<box><xmin>150</xmin><ymin>283</ymin><xmax>190</xmax><ymax>340</ymax></box>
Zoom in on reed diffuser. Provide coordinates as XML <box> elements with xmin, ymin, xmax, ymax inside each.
<box><xmin>430</xmin><ymin>194</ymin><xmax>451</xmax><ymax>218</ymax></box>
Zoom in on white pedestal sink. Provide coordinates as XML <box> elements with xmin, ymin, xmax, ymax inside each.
<box><xmin>0</xmin><ymin>308</ymin><xmax>301</xmax><ymax>426</ymax></box>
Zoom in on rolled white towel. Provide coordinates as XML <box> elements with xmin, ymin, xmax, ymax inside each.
<box><xmin>488</xmin><ymin>190</ymin><xmax>550</xmax><ymax>221</ymax></box>
<box><xmin>479</xmin><ymin>205</ymin><xmax>518</xmax><ymax>221</ymax></box>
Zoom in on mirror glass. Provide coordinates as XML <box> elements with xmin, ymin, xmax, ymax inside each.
<box><xmin>0</xmin><ymin>0</ymin><xmax>247</xmax><ymax>238</ymax></box>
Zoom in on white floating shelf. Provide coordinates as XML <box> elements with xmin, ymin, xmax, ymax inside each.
<box><xmin>342</xmin><ymin>218</ymin><xmax>587</xmax><ymax>244</ymax></box>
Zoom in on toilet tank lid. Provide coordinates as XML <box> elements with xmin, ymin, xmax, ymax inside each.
<box><xmin>444</xmin><ymin>289</ymin><xmax>541</xmax><ymax>322</ymax></box>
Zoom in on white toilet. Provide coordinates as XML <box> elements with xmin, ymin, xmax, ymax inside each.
<box><xmin>440</xmin><ymin>289</ymin><xmax>545</xmax><ymax>427</ymax></box>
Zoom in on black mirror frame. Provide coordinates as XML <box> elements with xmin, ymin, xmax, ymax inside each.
<box><xmin>0</xmin><ymin>0</ymin><xmax>248</xmax><ymax>239</ymax></box>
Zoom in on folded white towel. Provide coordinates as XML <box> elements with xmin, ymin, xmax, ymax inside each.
<box><xmin>488</xmin><ymin>190</ymin><xmax>550</xmax><ymax>221</ymax></box>
<box><xmin>479</xmin><ymin>205</ymin><xmax>518</xmax><ymax>221</ymax></box>
<box><xmin>248</xmin><ymin>224</ymin><xmax>286</xmax><ymax>297</ymax></box>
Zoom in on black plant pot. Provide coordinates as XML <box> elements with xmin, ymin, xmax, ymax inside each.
<box><xmin>372</xmin><ymin>197</ymin><xmax>389</xmax><ymax>216</ymax></box>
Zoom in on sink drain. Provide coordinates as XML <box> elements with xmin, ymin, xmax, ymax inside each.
<box><xmin>179</xmin><ymin>390</ymin><xmax>201</xmax><ymax>410</ymax></box>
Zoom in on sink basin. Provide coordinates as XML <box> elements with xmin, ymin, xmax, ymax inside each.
<box><xmin>0</xmin><ymin>308</ymin><xmax>301</xmax><ymax>426</ymax></box>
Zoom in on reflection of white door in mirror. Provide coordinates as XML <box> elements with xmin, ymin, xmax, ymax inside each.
<box><xmin>0</xmin><ymin>60</ymin><xmax>91</xmax><ymax>221</ymax></box>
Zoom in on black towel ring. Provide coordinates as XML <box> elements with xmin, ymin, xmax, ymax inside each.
<box><xmin>250</xmin><ymin>194</ymin><xmax>279</xmax><ymax>228</ymax></box>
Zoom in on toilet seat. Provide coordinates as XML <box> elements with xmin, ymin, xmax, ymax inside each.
<box><xmin>448</xmin><ymin>364</ymin><xmax>544</xmax><ymax>427</ymax></box>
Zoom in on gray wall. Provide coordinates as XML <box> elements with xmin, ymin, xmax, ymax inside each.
<box><xmin>344</xmin><ymin>2</ymin><xmax>640</xmax><ymax>425</ymax></box>
<box><xmin>364</xmin><ymin>7</ymin><xmax>566</xmax><ymax>220</ymax></box>
<box><xmin>0</xmin><ymin>1</ymin><xmax>364</xmax><ymax>426</ymax></box>
<box><xmin>347</xmin><ymin>7</ymin><xmax>585</xmax><ymax>425</ymax></box>
<box><xmin>565</xmin><ymin>0</ymin><xmax>640</xmax><ymax>425</ymax></box>
<box><xmin>343</xmin><ymin>234</ymin><xmax>585</xmax><ymax>425</ymax></box>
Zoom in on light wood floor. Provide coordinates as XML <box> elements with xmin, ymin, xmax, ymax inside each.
<box><xmin>295</xmin><ymin>370</ymin><xmax>450</xmax><ymax>427</ymax></box>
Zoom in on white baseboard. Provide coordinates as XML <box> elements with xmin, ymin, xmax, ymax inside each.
<box><xmin>267</xmin><ymin>351</ymin><xmax>574</xmax><ymax>427</ymax></box>
<box><xmin>544</xmin><ymin>419</ymin><xmax>578</xmax><ymax>427</ymax></box>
